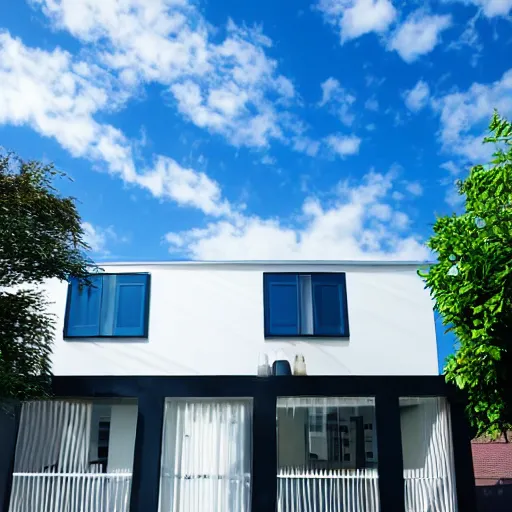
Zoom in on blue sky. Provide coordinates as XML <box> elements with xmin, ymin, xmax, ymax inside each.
<box><xmin>1</xmin><ymin>0</ymin><xmax>511</xmax><ymax>263</ymax></box>
<box><xmin>2</xmin><ymin>0</ymin><xmax>509</xmax><ymax>369</ymax></box>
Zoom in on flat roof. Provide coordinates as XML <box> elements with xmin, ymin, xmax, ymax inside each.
<box><xmin>96</xmin><ymin>260</ymin><xmax>432</xmax><ymax>267</ymax></box>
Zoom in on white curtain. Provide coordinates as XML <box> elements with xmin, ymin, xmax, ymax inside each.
<box><xmin>9</xmin><ymin>400</ymin><xmax>132</xmax><ymax>512</ymax></box>
<box><xmin>400</xmin><ymin>397</ymin><xmax>457</xmax><ymax>512</ymax></box>
<box><xmin>14</xmin><ymin>400</ymin><xmax>92</xmax><ymax>473</ymax></box>
<box><xmin>159</xmin><ymin>399</ymin><xmax>252</xmax><ymax>512</ymax></box>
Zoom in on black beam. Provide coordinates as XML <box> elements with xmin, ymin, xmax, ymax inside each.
<box><xmin>251</xmin><ymin>380</ymin><xmax>277</xmax><ymax>512</ymax></box>
<box><xmin>450</xmin><ymin>400</ymin><xmax>477</xmax><ymax>512</ymax></box>
<box><xmin>1</xmin><ymin>404</ymin><xmax>20</xmax><ymax>512</ymax></box>
<box><xmin>129</xmin><ymin>393</ymin><xmax>165</xmax><ymax>512</ymax></box>
<box><xmin>52</xmin><ymin>375</ymin><xmax>451</xmax><ymax>399</ymax></box>
<box><xmin>376</xmin><ymin>393</ymin><xmax>405</xmax><ymax>512</ymax></box>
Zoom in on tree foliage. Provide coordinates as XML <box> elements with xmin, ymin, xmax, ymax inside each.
<box><xmin>422</xmin><ymin>111</ymin><xmax>512</xmax><ymax>438</ymax></box>
<box><xmin>0</xmin><ymin>153</ymin><xmax>92</xmax><ymax>400</ymax></box>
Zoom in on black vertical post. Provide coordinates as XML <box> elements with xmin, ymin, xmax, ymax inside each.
<box><xmin>130</xmin><ymin>393</ymin><xmax>165</xmax><ymax>512</ymax></box>
<box><xmin>375</xmin><ymin>393</ymin><xmax>405</xmax><ymax>512</ymax></box>
<box><xmin>1</xmin><ymin>403</ymin><xmax>21</xmax><ymax>512</ymax></box>
<box><xmin>251</xmin><ymin>381</ymin><xmax>277</xmax><ymax>512</ymax></box>
<box><xmin>450</xmin><ymin>399</ymin><xmax>477</xmax><ymax>512</ymax></box>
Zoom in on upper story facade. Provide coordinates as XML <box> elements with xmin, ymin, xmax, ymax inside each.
<box><xmin>44</xmin><ymin>260</ymin><xmax>439</xmax><ymax>376</ymax></box>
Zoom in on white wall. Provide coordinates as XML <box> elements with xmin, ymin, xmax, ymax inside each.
<box><xmin>44</xmin><ymin>262</ymin><xmax>438</xmax><ymax>376</ymax></box>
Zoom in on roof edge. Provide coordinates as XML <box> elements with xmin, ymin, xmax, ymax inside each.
<box><xmin>93</xmin><ymin>260</ymin><xmax>434</xmax><ymax>267</ymax></box>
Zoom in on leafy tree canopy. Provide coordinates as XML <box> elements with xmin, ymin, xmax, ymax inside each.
<box><xmin>0</xmin><ymin>153</ymin><xmax>92</xmax><ymax>400</ymax></box>
<box><xmin>422</xmin><ymin>111</ymin><xmax>512</xmax><ymax>438</ymax></box>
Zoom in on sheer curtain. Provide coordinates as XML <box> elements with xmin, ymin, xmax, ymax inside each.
<box><xmin>9</xmin><ymin>400</ymin><xmax>133</xmax><ymax>512</ymax></box>
<box><xmin>159</xmin><ymin>399</ymin><xmax>252</xmax><ymax>512</ymax></box>
<box><xmin>13</xmin><ymin>400</ymin><xmax>92</xmax><ymax>474</ymax></box>
<box><xmin>400</xmin><ymin>397</ymin><xmax>457</xmax><ymax>512</ymax></box>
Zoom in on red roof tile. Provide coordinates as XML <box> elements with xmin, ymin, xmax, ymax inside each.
<box><xmin>472</xmin><ymin>442</ymin><xmax>512</xmax><ymax>479</ymax></box>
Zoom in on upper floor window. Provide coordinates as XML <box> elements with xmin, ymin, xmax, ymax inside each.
<box><xmin>263</xmin><ymin>273</ymin><xmax>349</xmax><ymax>337</ymax></box>
<box><xmin>64</xmin><ymin>273</ymin><xmax>150</xmax><ymax>338</ymax></box>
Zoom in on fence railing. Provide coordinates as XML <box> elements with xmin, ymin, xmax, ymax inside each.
<box><xmin>9</xmin><ymin>472</ymin><xmax>132</xmax><ymax>512</ymax></box>
<box><xmin>277</xmin><ymin>468</ymin><xmax>380</xmax><ymax>512</ymax></box>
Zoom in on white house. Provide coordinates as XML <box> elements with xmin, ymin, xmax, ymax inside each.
<box><xmin>4</xmin><ymin>261</ymin><xmax>477</xmax><ymax>512</ymax></box>
<box><xmin>46</xmin><ymin>261</ymin><xmax>439</xmax><ymax>377</ymax></box>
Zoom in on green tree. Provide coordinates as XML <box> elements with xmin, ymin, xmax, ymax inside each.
<box><xmin>0</xmin><ymin>153</ymin><xmax>92</xmax><ymax>400</ymax></box>
<box><xmin>422</xmin><ymin>111</ymin><xmax>512</xmax><ymax>438</ymax></box>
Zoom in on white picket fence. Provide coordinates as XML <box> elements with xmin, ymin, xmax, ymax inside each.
<box><xmin>9</xmin><ymin>471</ymin><xmax>132</xmax><ymax>512</ymax></box>
<box><xmin>277</xmin><ymin>468</ymin><xmax>380</xmax><ymax>512</ymax></box>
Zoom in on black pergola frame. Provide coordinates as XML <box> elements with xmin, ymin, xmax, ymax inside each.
<box><xmin>6</xmin><ymin>375</ymin><xmax>477</xmax><ymax>512</ymax></box>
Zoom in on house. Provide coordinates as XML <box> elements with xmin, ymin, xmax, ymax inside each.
<box><xmin>3</xmin><ymin>261</ymin><xmax>477</xmax><ymax>512</ymax></box>
<box><xmin>472</xmin><ymin>435</ymin><xmax>512</xmax><ymax>486</ymax></box>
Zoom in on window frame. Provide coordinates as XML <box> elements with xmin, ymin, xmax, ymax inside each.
<box><xmin>63</xmin><ymin>272</ymin><xmax>151</xmax><ymax>339</ymax></box>
<box><xmin>263</xmin><ymin>272</ymin><xmax>350</xmax><ymax>339</ymax></box>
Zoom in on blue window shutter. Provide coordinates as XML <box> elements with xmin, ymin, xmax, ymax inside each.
<box><xmin>312</xmin><ymin>274</ymin><xmax>348</xmax><ymax>336</ymax></box>
<box><xmin>66</xmin><ymin>276</ymin><xmax>103</xmax><ymax>337</ymax></box>
<box><xmin>112</xmin><ymin>274</ymin><xmax>149</xmax><ymax>336</ymax></box>
<box><xmin>264</xmin><ymin>274</ymin><xmax>300</xmax><ymax>336</ymax></box>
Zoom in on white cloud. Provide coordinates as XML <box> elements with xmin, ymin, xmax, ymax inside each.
<box><xmin>404</xmin><ymin>181</ymin><xmax>423</xmax><ymax>196</ymax></box>
<box><xmin>446</xmin><ymin>11</ymin><xmax>482</xmax><ymax>67</ymax></box>
<box><xmin>444</xmin><ymin>181</ymin><xmax>465</xmax><ymax>209</ymax></box>
<box><xmin>318</xmin><ymin>77</ymin><xmax>356</xmax><ymax>126</ymax></box>
<box><xmin>164</xmin><ymin>171</ymin><xmax>429</xmax><ymax>260</ymax></box>
<box><xmin>388</xmin><ymin>11</ymin><xmax>452</xmax><ymax>63</ymax></box>
<box><xmin>364</xmin><ymin>97</ymin><xmax>379</xmax><ymax>111</ymax></box>
<box><xmin>440</xmin><ymin>160</ymin><xmax>461</xmax><ymax>176</ymax></box>
<box><xmin>137</xmin><ymin>156</ymin><xmax>232</xmax><ymax>216</ymax></box>
<box><xmin>32</xmin><ymin>0</ymin><xmax>210</xmax><ymax>82</ymax></box>
<box><xmin>460</xmin><ymin>0</ymin><xmax>512</xmax><ymax>17</ymax></box>
<box><xmin>324</xmin><ymin>134</ymin><xmax>362</xmax><ymax>157</ymax></box>
<box><xmin>315</xmin><ymin>0</ymin><xmax>397</xmax><ymax>42</ymax></box>
<box><xmin>82</xmin><ymin>222</ymin><xmax>122</xmax><ymax>256</ymax></box>
<box><xmin>0</xmin><ymin>31</ymin><xmax>232</xmax><ymax>217</ymax></box>
<box><xmin>261</xmin><ymin>154</ymin><xmax>276</xmax><ymax>165</ymax></box>
<box><xmin>432</xmin><ymin>68</ymin><xmax>512</xmax><ymax>161</ymax></box>
<box><xmin>319</xmin><ymin>77</ymin><xmax>342</xmax><ymax>106</ymax></box>
<box><xmin>404</xmin><ymin>80</ymin><xmax>430</xmax><ymax>112</ymax></box>
<box><xmin>0</xmin><ymin>31</ymin><xmax>137</xmax><ymax>182</ymax></box>
<box><xmin>31</xmin><ymin>1</ymin><xmax>301</xmax><ymax>150</ymax></box>
<box><xmin>293</xmin><ymin>136</ymin><xmax>321</xmax><ymax>157</ymax></box>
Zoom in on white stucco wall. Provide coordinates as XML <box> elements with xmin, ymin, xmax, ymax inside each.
<box><xmin>43</xmin><ymin>262</ymin><xmax>438</xmax><ymax>376</ymax></box>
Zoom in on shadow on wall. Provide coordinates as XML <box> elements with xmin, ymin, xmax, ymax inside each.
<box><xmin>476</xmin><ymin>485</ymin><xmax>512</xmax><ymax>512</ymax></box>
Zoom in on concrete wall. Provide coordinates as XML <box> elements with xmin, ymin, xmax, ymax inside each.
<box><xmin>43</xmin><ymin>262</ymin><xmax>438</xmax><ymax>376</ymax></box>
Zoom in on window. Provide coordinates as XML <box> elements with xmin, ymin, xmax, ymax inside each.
<box><xmin>263</xmin><ymin>273</ymin><xmax>349</xmax><ymax>337</ymax></box>
<box><xmin>400</xmin><ymin>397</ymin><xmax>457</xmax><ymax>512</ymax></box>
<box><xmin>308</xmin><ymin>409</ymin><xmax>325</xmax><ymax>434</ymax></box>
<box><xmin>64</xmin><ymin>273</ymin><xmax>150</xmax><ymax>338</ymax></box>
<box><xmin>11</xmin><ymin>399</ymin><xmax>137</xmax><ymax>511</ymax></box>
<box><xmin>277</xmin><ymin>397</ymin><xmax>379</xmax><ymax>512</ymax></box>
<box><xmin>159</xmin><ymin>399</ymin><xmax>253</xmax><ymax>512</ymax></box>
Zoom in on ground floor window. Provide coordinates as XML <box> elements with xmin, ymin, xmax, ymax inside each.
<box><xmin>158</xmin><ymin>398</ymin><xmax>252</xmax><ymax>512</ymax></box>
<box><xmin>9</xmin><ymin>399</ymin><xmax>137</xmax><ymax>512</ymax></box>
<box><xmin>400</xmin><ymin>397</ymin><xmax>457</xmax><ymax>512</ymax></box>
<box><xmin>277</xmin><ymin>397</ymin><xmax>380</xmax><ymax>512</ymax></box>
